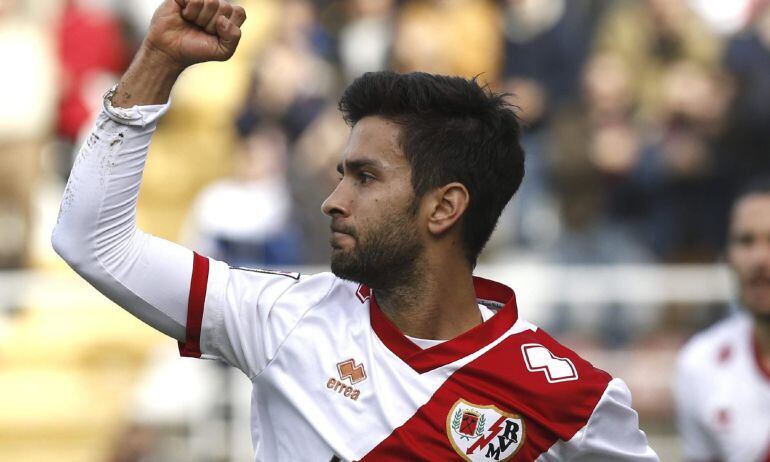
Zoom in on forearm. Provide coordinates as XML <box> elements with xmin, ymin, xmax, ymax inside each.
<box><xmin>110</xmin><ymin>45</ymin><xmax>184</xmax><ymax>108</ymax></box>
<box><xmin>52</xmin><ymin>99</ymin><xmax>191</xmax><ymax>341</ymax></box>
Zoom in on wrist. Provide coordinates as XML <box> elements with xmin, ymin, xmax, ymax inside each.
<box><xmin>139</xmin><ymin>40</ymin><xmax>187</xmax><ymax>75</ymax></box>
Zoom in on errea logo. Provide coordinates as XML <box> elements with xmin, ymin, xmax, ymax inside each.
<box><xmin>326</xmin><ymin>359</ymin><xmax>366</xmax><ymax>401</ymax></box>
<box><xmin>337</xmin><ymin>358</ymin><xmax>367</xmax><ymax>384</ymax></box>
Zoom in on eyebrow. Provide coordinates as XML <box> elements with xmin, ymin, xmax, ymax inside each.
<box><xmin>336</xmin><ymin>158</ymin><xmax>384</xmax><ymax>174</ymax></box>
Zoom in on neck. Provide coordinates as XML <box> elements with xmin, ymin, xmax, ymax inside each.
<box><xmin>375</xmin><ymin>258</ymin><xmax>479</xmax><ymax>340</ymax></box>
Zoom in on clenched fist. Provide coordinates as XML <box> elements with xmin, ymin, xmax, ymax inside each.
<box><xmin>110</xmin><ymin>0</ymin><xmax>247</xmax><ymax>107</ymax></box>
<box><xmin>145</xmin><ymin>0</ymin><xmax>247</xmax><ymax>67</ymax></box>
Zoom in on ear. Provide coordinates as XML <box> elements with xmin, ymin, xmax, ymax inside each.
<box><xmin>426</xmin><ymin>182</ymin><xmax>469</xmax><ymax>236</ymax></box>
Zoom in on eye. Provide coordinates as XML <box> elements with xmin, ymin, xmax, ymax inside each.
<box><xmin>359</xmin><ymin>172</ymin><xmax>375</xmax><ymax>184</ymax></box>
<box><xmin>733</xmin><ymin>233</ymin><xmax>755</xmax><ymax>247</ymax></box>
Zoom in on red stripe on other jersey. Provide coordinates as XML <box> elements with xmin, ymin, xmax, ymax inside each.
<box><xmin>752</xmin><ymin>334</ymin><xmax>770</xmax><ymax>382</ymax></box>
<box><xmin>369</xmin><ymin>276</ymin><xmax>517</xmax><ymax>374</ymax></box>
<box><xmin>764</xmin><ymin>441</ymin><xmax>770</xmax><ymax>462</ymax></box>
<box><xmin>178</xmin><ymin>252</ymin><xmax>209</xmax><ymax>358</ymax></box>
<box><xmin>359</xmin><ymin>330</ymin><xmax>612</xmax><ymax>461</ymax></box>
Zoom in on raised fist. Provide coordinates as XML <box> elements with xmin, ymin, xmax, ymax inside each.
<box><xmin>144</xmin><ymin>0</ymin><xmax>247</xmax><ymax>68</ymax></box>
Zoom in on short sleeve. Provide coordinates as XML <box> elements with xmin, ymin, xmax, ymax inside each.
<box><xmin>542</xmin><ymin>378</ymin><xmax>659</xmax><ymax>461</ymax></box>
<box><xmin>571</xmin><ymin>378</ymin><xmax>659</xmax><ymax>461</ymax></box>
<box><xmin>178</xmin><ymin>253</ymin><xmax>337</xmax><ymax>378</ymax></box>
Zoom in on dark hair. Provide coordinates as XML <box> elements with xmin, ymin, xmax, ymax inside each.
<box><xmin>338</xmin><ymin>71</ymin><xmax>525</xmax><ymax>266</ymax></box>
<box><xmin>735</xmin><ymin>176</ymin><xmax>770</xmax><ymax>204</ymax></box>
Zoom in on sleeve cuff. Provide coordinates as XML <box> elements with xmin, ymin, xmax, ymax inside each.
<box><xmin>178</xmin><ymin>252</ymin><xmax>210</xmax><ymax>358</ymax></box>
<box><xmin>102</xmin><ymin>84</ymin><xmax>171</xmax><ymax>127</ymax></box>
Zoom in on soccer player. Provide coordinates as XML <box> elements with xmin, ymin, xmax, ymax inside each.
<box><xmin>675</xmin><ymin>178</ymin><xmax>770</xmax><ymax>462</ymax></box>
<box><xmin>52</xmin><ymin>1</ymin><xmax>658</xmax><ymax>460</ymax></box>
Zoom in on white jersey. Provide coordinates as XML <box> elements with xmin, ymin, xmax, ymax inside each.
<box><xmin>52</xmin><ymin>94</ymin><xmax>659</xmax><ymax>462</ymax></box>
<box><xmin>675</xmin><ymin>314</ymin><xmax>770</xmax><ymax>462</ymax></box>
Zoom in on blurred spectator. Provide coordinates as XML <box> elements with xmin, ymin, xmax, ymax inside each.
<box><xmin>594</xmin><ymin>0</ymin><xmax>721</xmax><ymax>121</ymax></box>
<box><xmin>338</xmin><ymin>0</ymin><xmax>396</xmax><ymax>82</ymax></box>
<box><xmin>501</xmin><ymin>0</ymin><xmax>599</xmax><ymax>113</ymax></box>
<box><xmin>549</xmin><ymin>53</ymin><xmax>651</xmax><ymax>264</ymax></box>
<box><xmin>55</xmin><ymin>0</ymin><xmax>129</xmax><ymax>145</ymax></box>
<box><xmin>688</xmin><ymin>0</ymin><xmax>755</xmax><ymax>35</ymax></box>
<box><xmin>553</xmin><ymin>58</ymin><xmax>731</xmax><ymax>264</ymax></box>
<box><xmin>105</xmin><ymin>424</ymin><xmax>156</xmax><ymax>462</ymax></box>
<box><xmin>279</xmin><ymin>0</ymin><xmax>336</xmax><ymax>61</ymax></box>
<box><xmin>541</xmin><ymin>53</ymin><xmax>652</xmax><ymax>347</ymax></box>
<box><xmin>183</xmin><ymin>124</ymin><xmax>304</xmax><ymax>267</ymax></box>
<box><xmin>291</xmin><ymin>103</ymin><xmax>352</xmax><ymax>263</ymax></box>
<box><xmin>631</xmin><ymin>61</ymin><xmax>733</xmax><ymax>262</ymax></box>
<box><xmin>237</xmin><ymin>0</ymin><xmax>337</xmax><ymax>140</ymax></box>
<box><xmin>497</xmin><ymin>0</ymin><xmax>599</xmax><ymax>251</ymax></box>
<box><xmin>675</xmin><ymin>178</ymin><xmax>770</xmax><ymax>462</ymax></box>
<box><xmin>392</xmin><ymin>0</ymin><xmax>502</xmax><ymax>78</ymax></box>
<box><xmin>0</xmin><ymin>0</ymin><xmax>56</xmax><ymax>268</ymax></box>
<box><xmin>722</xmin><ymin>2</ymin><xmax>770</xmax><ymax>192</ymax></box>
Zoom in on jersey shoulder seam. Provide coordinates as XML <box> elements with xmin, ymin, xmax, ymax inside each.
<box><xmin>248</xmin><ymin>274</ymin><xmax>339</xmax><ymax>381</ymax></box>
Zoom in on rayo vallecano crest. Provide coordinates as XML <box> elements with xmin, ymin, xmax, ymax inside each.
<box><xmin>446</xmin><ymin>399</ymin><xmax>525</xmax><ymax>461</ymax></box>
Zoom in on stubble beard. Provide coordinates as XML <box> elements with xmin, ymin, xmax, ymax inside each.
<box><xmin>330</xmin><ymin>212</ymin><xmax>424</xmax><ymax>291</ymax></box>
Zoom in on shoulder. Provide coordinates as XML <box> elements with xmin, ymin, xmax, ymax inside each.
<box><xmin>502</xmin><ymin>324</ymin><xmax>656</xmax><ymax>459</ymax></box>
<box><xmin>677</xmin><ymin>313</ymin><xmax>750</xmax><ymax>377</ymax></box>
<box><xmin>510</xmin><ymin>322</ymin><xmax>613</xmax><ymax>390</ymax></box>
<box><xmin>210</xmin><ymin>263</ymin><xmax>342</xmax><ymax>310</ymax></box>
<box><xmin>459</xmin><ymin>321</ymin><xmax>636</xmax><ymax>449</ymax></box>
<box><xmin>473</xmin><ymin>322</ymin><xmax>614</xmax><ymax>434</ymax></box>
<box><xmin>223</xmin><ymin>267</ymin><xmax>372</xmax><ymax>312</ymax></box>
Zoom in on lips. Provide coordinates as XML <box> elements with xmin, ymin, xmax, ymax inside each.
<box><xmin>330</xmin><ymin>222</ymin><xmax>356</xmax><ymax>238</ymax></box>
<box><xmin>329</xmin><ymin>223</ymin><xmax>356</xmax><ymax>249</ymax></box>
<box><xmin>745</xmin><ymin>273</ymin><xmax>770</xmax><ymax>296</ymax></box>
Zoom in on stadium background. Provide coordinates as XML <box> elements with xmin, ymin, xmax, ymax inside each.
<box><xmin>1</xmin><ymin>0</ymin><xmax>769</xmax><ymax>460</ymax></box>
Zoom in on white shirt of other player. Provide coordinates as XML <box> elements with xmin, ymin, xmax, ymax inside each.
<box><xmin>675</xmin><ymin>312</ymin><xmax>770</xmax><ymax>462</ymax></box>
<box><xmin>52</xmin><ymin>95</ymin><xmax>659</xmax><ymax>462</ymax></box>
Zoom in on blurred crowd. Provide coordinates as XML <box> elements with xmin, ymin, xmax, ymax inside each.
<box><xmin>3</xmin><ymin>0</ymin><xmax>770</xmax><ymax>270</ymax></box>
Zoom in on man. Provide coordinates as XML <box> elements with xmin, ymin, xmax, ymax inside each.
<box><xmin>675</xmin><ymin>178</ymin><xmax>770</xmax><ymax>462</ymax></box>
<box><xmin>52</xmin><ymin>1</ymin><xmax>658</xmax><ymax>460</ymax></box>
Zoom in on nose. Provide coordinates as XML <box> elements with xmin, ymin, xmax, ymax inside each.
<box><xmin>322</xmin><ymin>181</ymin><xmax>350</xmax><ymax>218</ymax></box>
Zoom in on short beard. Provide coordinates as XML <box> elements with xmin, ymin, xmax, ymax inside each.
<box><xmin>331</xmin><ymin>211</ymin><xmax>424</xmax><ymax>290</ymax></box>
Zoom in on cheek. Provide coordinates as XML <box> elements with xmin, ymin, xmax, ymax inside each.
<box><xmin>728</xmin><ymin>246</ymin><xmax>747</xmax><ymax>267</ymax></box>
<box><xmin>730</xmin><ymin>248</ymin><xmax>763</xmax><ymax>282</ymax></box>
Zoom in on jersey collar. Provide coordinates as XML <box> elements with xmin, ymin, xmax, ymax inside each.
<box><xmin>365</xmin><ymin>276</ymin><xmax>518</xmax><ymax>374</ymax></box>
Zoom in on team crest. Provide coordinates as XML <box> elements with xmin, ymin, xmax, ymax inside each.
<box><xmin>446</xmin><ymin>399</ymin><xmax>525</xmax><ymax>461</ymax></box>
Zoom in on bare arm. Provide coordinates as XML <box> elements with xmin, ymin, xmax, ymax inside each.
<box><xmin>52</xmin><ymin>0</ymin><xmax>246</xmax><ymax>340</ymax></box>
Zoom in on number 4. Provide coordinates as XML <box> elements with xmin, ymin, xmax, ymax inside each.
<box><xmin>521</xmin><ymin>344</ymin><xmax>578</xmax><ymax>383</ymax></box>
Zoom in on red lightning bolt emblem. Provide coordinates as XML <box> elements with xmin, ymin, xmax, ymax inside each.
<box><xmin>465</xmin><ymin>415</ymin><xmax>507</xmax><ymax>455</ymax></box>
